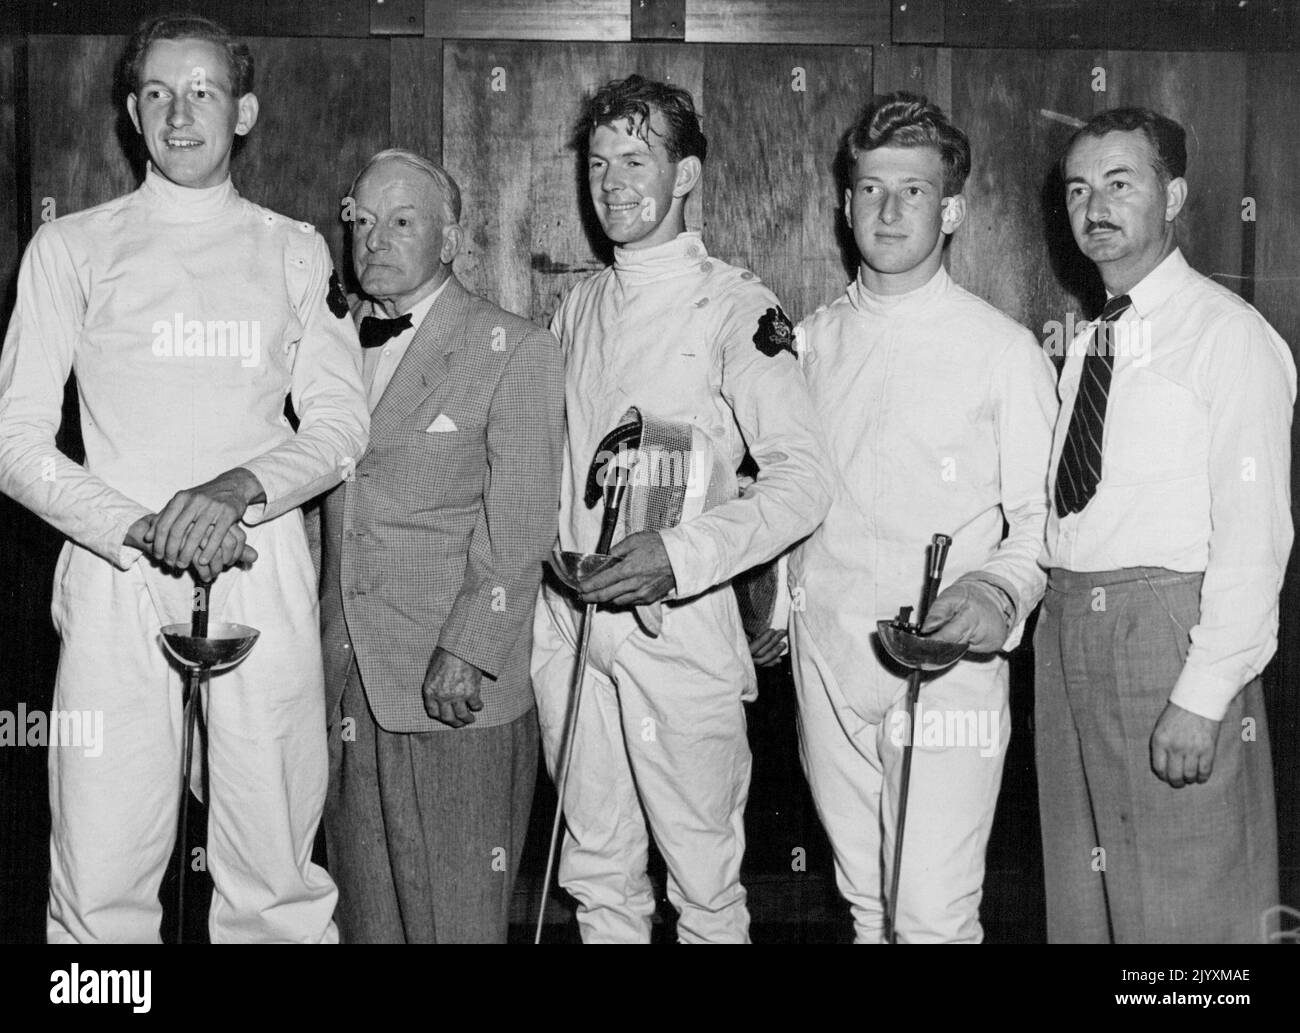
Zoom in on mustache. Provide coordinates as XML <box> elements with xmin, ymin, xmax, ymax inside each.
<box><xmin>1085</xmin><ymin>219</ymin><xmax>1121</xmax><ymax>233</ymax></box>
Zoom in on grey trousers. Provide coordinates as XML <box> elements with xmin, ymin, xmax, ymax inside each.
<box><xmin>1034</xmin><ymin>567</ymin><xmax>1278</xmax><ymax>943</ymax></box>
<box><xmin>324</xmin><ymin>657</ymin><xmax>538</xmax><ymax>943</ymax></box>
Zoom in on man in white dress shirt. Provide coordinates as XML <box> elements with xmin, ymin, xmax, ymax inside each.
<box><xmin>0</xmin><ymin>15</ymin><xmax>368</xmax><ymax>943</ymax></box>
<box><xmin>1037</xmin><ymin>106</ymin><xmax>1294</xmax><ymax>943</ymax></box>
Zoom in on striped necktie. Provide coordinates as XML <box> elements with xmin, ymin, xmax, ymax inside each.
<box><xmin>1053</xmin><ymin>294</ymin><xmax>1133</xmax><ymax>517</ymax></box>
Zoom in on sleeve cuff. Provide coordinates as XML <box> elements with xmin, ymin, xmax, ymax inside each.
<box><xmin>437</xmin><ymin>631</ymin><xmax>501</xmax><ymax>681</ymax></box>
<box><xmin>106</xmin><ymin>511</ymin><xmax>152</xmax><ymax>571</ymax></box>
<box><xmin>437</xmin><ymin>641</ymin><xmax>495</xmax><ymax>681</ymax></box>
<box><xmin>659</xmin><ymin>526</ymin><xmax>704</xmax><ymax>600</ymax></box>
<box><xmin>436</xmin><ymin>583</ymin><xmax>523</xmax><ymax>680</ymax></box>
<box><xmin>110</xmin><ymin>542</ymin><xmax>144</xmax><ymax>571</ymax></box>
<box><xmin>234</xmin><ymin>461</ymin><xmax>273</xmax><ymax>524</ymax></box>
<box><xmin>241</xmin><ymin>500</ymin><xmax>269</xmax><ymax>526</ymax></box>
<box><xmin>1169</xmin><ymin>664</ymin><xmax>1242</xmax><ymax>722</ymax></box>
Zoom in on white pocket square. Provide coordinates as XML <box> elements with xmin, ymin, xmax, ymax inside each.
<box><xmin>426</xmin><ymin>414</ymin><xmax>458</xmax><ymax>433</ymax></box>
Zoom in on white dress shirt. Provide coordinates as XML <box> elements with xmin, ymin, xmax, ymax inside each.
<box><xmin>1042</xmin><ymin>248</ymin><xmax>1295</xmax><ymax>720</ymax></box>
<box><xmin>362</xmin><ymin>281</ymin><xmax>446</xmax><ymax>411</ymax></box>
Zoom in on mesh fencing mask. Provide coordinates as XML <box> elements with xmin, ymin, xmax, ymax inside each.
<box><xmin>587</xmin><ymin>407</ymin><xmax>732</xmax><ymax>635</ymax></box>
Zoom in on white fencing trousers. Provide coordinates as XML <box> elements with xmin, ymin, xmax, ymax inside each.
<box><xmin>791</xmin><ymin>625</ymin><xmax>1009</xmax><ymax>943</ymax></box>
<box><xmin>531</xmin><ymin>590</ymin><xmax>752</xmax><ymax>943</ymax></box>
<box><xmin>46</xmin><ymin>514</ymin><xmax>338</xmax><ymax>944</ymax></box>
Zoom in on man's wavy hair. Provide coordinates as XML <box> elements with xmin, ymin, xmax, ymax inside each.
<box><xmin>572</xmin><ymin>74</ymin><xmax>707</xmax><ymax>163</ymax></box>
<box><xmin>1063</xmin><ymin>107</ymin><xmax>1188</xmax><ymax>186</ymax></box>
<box><xmin>120</xmin><ymin>13</ymin><xmax>254</xmax><ymax>97</ymax></box>
<box><xmin>844</xmin><ymin>92</ymin><xmax>971</xmax><ymax>197</ymax></box>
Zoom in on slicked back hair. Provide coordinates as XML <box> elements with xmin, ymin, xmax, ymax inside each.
<box><xmin>1063</xmin><ymin>107</ymin><xmax>1188</xmax><ymax>186</ymax></box>
<box><xmin>121</xmin><ymin>13</ymin><xmax>254</xmax><ymax>97</ymax></box>
<box><xmin>845</xmin><ymin>91</ymin><xmax>972</xmax><ymax>197</ymax></box>
<box><xmin>574</xmin><ymin>74</ymin><xmax>708</xmax><ymax>163</ymax></box>
<box><xmin>351</xmin><ymin>148</ymin><xmax>462</xmax><ymax>226</ymax></box>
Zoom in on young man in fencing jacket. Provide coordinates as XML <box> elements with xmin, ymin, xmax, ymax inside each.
<box><xmin>0</xmin><ymin>15</ymin><xmax>368</xmax><ymax>942</ymax></box>
<box><xmin>531</xmin><ymin>74</ymin><xmax>832</xmax><ymax>943</ymax></box>
<box><xmin>789</xmin><ymin>93</ymin><xmax>1057</xmax><ymax>943</ymax></box>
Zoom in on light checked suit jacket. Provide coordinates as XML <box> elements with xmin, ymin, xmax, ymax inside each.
<box><xmin>320</xmin><ymin>274</ymin><xmax>564</xmax><ymax>732</ymax></box>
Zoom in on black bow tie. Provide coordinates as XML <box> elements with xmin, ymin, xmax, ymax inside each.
<box><xmin>359</xmin><ymin>312</ymin><xmax>413</xmax><ymax>349</ymax></box>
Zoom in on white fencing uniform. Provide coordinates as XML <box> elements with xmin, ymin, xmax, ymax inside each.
<box><xmin>531</xmin><ymin>232</ymin><xmax>832</xmax><ymax>943</ymax></box>
<box><xmin>0</xmin><ymin>167</ymin><xmax>368</xmax><ymax>943</ymax></box>
<box><xmin>789</xmin><ymin>267</ymin><xmax>1057</xmax><ymax>942</ymax></box>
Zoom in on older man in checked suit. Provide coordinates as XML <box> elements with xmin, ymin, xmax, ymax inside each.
<box><xmin>320</xmin><ymin>149</ymin><xmax>564</xmax><ymax>943</ymax></box>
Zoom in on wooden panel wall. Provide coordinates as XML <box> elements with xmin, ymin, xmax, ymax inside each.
<box><xmin>700</xmin><ymin>45</ymin><xmax>871</xmax><ymax>319</ymax></box>
<box><xmin>1246</xmin><ymin>53</ymin><xmax>1300</xmax><ymax>886</ymax></box>
<box><xmin>426</xmin><ymin>0</ymin><xmax>631</xmax><ymax>41</ymax></box>
<box><xmin>236</xmin><ymin>37</ymin><xmax>390</xmax><ymax>259</ymax></box>
<box><xmin>0</xmin><ymin>38</ymin><xmax>18</xmax><ymax>294</ymax></box>
<box><xmin>5</xmin><ymin>0</ymin><xmax>1300</xmax><ymax>49</ymax></box>
<box><xmin>391</xmin><ymin>36</ymin><xmax>443</xmax><ymax>163</ymax></box>
<box><xmin>0</xmin><ymin>34</ymin><xmax>50</xmax><ymax>948</ymax></box>
<box><xmin>10</xmin><ymin>1</ymin><xmax>372</xmax><ymax>38</ymax></box>
<box><xmin>946</xmin><ymin>48</ymin><xmax>1096</xmax><ymax>334</ymax></box>
<box><xmin>25</xmin><ymin>36</ymin><xmax>136</xmax><ymax>230</ymax></box>
<box><xmin>942</xmin><ymin>0</ymin><xmax>1300</xmax><ymax>51</ymax></box>
<box><xmin>687</xmin><ymin>0</ymin><xmax>890</xmax><ymax>44</ymax></box>
<box><xmin>1248</xmin><ymin>56</ymin><xmax>1300</xmax><ymax>352</ymax></box>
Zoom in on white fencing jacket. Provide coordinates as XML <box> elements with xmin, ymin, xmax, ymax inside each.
<box><xmin>790</xmin><ymin>266</ymin><xmax>1057</xmax><ymax>720</ymax></box>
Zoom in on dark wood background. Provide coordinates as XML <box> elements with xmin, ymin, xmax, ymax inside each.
<box><xmin>0</xmin><ymin>0</ymin><xmax>1297</xmax><ymax>942</ymax></box>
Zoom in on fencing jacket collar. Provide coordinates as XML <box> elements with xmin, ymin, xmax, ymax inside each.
<box><xmin>612</xmin><ymin>231</ymin><xmax>708</xmax><ymax>286</ymax></box>
<box><xmin>139</xmin><ymin>162</ymin><xmax>237</xmax><ymax>221</ymax></box>
<box><xmin>847</xmin><ymin>264</ymin><xmax>951</xmax><ymax>319</ymax></box>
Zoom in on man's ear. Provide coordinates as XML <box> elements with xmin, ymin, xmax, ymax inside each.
<box><xmin>940</xmin><ymin>194</ymin><xmax>967</xmax><ymax>235</ymax></box>
<box><xmin>235</xmin><ymin>92</ymin><xmax>259</xmax><ymax>137</ymax></box>
<box><xmin>441</xmin><ymin>223</ymin><xmax>464</xmax><ymax>264</ymax></box>
<box><xmin>127</xmin><ymin>93</ymin><xmax>142</xmax><ymax>135</ymax></box>
<box><xmin>673</xmin><ymin>155</ymin><xmax>702</xmax><ymax>198</ymax></box>
<box><xmin>1164</xmin><ymin>176</ymin><xmax>1188</xmax><ymax>222</ymax></box>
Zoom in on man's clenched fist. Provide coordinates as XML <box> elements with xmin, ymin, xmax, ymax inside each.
<box><xmin>422</xmin><ymin>647</ymin><xmax>485</xmax><ymax>728</ymax></box>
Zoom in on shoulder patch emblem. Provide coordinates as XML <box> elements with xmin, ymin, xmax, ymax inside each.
<box><xmin>753</xmin><ymin>306</ymin><xmax>796</xmax><ymax>358</ymax></box>
<box><xmin>327</xmin><ymin>269</ymin><xmax>349</xmax><ymax>319</ymax></box>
